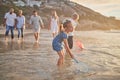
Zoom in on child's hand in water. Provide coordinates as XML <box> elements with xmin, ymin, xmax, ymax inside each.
<box><xmin>69</xmin><ymin>53</ymin><xmax>75</xmax><ymax>59</ymax></box>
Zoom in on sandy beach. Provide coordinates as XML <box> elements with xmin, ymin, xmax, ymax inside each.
<box><xmin>0</xmin><ymin>28</ymin><xmax>120</xmax><ymax>80</ymax></box>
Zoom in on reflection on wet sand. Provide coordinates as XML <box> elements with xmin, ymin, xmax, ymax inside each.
<box><xmin>0</xmin><ymin>40</ymin><xmax>32</xmax><ymax>53</ymax></box>
<box><xmin>33</xmin><ymin>42</ymin><xmax>40</xmax><ymax>49</ymax></box>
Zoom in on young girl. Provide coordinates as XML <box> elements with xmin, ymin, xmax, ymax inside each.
<box><xmin>52</xmin><ymin>20</ymin><xmax>74</xmax><ymax>66</ymax></box>
<box><xmin>49</xmin><ymin>10</ymin><xmax>59</xmax><ymax>38</ymax></box>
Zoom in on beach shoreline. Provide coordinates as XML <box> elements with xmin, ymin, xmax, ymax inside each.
<box><xmin>0</xmin><ymin>29</ymin><xmax>120</xmax><ymax>80</ymax></box>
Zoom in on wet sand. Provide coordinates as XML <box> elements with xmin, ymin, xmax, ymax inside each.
<box><xmin>0</xmin><ymin>29</ymin><xmax>120</xmax><ymax>80</ymax></box>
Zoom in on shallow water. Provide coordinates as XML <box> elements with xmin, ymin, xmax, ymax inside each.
<box><xmin>0</xmin><ymin>29</ymin><xmax>120</xmax><ymax>80</ymax></box>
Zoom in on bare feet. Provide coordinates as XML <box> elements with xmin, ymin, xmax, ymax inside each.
<box><xmin>11</xmin><ymin>39</ymin><xmax>14</xmax><ymax>42</ymax></box>
<box><xmin>36</xmin><ymin>40</ymin><xmax>39</xmax><ymax>43</ymax></box>
<box><xmin>21</xmin><ymin>38</ymin><xmax>24</xmax><ymax>42</ymax></box>
<box><xmin>5</xmin><ymin>37</ymin><xmax>8</xmax><ymax>42</ymax></box>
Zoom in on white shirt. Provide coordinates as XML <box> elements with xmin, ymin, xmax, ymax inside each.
<box><xmin>16</xmin><ymin>15</ymin><xmax>25</xmax><ymax>28</ymax></box>
<box><xmin>63</xmin><ymin>18</ymin><xmax>78</xmax><ymax>36</ymax></box>
<box><xmin>4</xmin><ymin>12</ymin><xmax>16</xmax><ymax>26</ymax></box>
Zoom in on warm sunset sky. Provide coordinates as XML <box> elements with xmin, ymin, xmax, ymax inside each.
<box><xmin>72</xmin><ymin>0</ymin><xmax>120</xmax><ymax>19</ymax></box>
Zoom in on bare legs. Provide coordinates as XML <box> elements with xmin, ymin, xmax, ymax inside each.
<box><xmin>52</xmin><ymin>32</ymin><xmax>58</xmax><ymax>38</ymax></box>
<box><xmin>57</xmin><ymin>50</ymin><xmax>64</xmax><ymax>66</ymax></box>
<box><xmin>34</xmin><ymin>32</ymin><xmax>39</xmax><ymax>42</ymax></box>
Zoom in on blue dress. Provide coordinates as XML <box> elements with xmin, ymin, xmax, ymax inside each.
<box><xmin>52</xmin><ymin>32</ymin><xmax>68</xmax><ymax>52</ymax></box>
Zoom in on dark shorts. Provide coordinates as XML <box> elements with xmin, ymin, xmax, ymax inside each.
<box><xmin>67</xmin><ymin>36</ymin><xmax>73</xmax><ymax>49</ymax></box>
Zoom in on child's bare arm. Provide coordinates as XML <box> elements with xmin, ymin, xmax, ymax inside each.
<box><xmin>63</xmin><ymin>39</ymin><xmax>74</xmax><ymax>58</ymax></box>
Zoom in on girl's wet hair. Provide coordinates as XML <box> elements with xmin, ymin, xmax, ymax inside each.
<box><xmin>63</xmin><ymin>20</ymin><xmax>71</xmax><ymax>28</ymax></box>
<box><xmin>59</xmin><ymin>20</ymin><xmax>71</xmax><ymax>32</ymax></box>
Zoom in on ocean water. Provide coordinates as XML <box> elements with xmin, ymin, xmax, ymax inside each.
<box><xmin>0</xmin><ymin>29</ymin><xmax>120</xmax><ymax>80</ymax></box>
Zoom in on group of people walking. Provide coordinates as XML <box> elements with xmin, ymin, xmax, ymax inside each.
<box><xmin>3</xmin><ymin>8</ymin><xmax>79</xmax><ymax>66</ymax></box>
<box><xmin>3</xmin><ymin>8</ymin><xmax>44</xmax><ymax>42</ymax></box>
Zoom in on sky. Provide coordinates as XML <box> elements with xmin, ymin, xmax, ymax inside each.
<box><xmin>72</xmin><ymin>0</ymin><xmax>120</xmax><ymax>19</ymax></box>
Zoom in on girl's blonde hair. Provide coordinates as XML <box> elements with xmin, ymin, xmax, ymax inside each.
<box><xmin>72</xmin><ymin>12</ymin><xmax>79</xmax><ymax>21</ymax></box>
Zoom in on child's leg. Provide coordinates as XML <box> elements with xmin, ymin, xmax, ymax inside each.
<box><xmin>57</xmin><ymin>50</ymin><xmax>64</xmax><ymax>66</ymax></box>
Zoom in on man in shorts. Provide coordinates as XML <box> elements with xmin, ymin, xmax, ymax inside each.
<box><xmin>30</xmin><ymin>11</ymin><xmax>44</xmax><ymax>43</ymax></box>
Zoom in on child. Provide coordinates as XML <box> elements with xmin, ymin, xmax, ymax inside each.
<box><xmin>16</xmin><ymin>10</ymin><xmax>25</xmax><ymax>41</ymax></box>
<box><xmin>49</xmin><ymin>10</ymin><xmax>59</xmax><ymax>38</ymax></box>
<box><xmin>30</xmin><ymin>11</ymin><xmax>44</xmax><ymax>43</ymax></box>
<box><xmin>52</xmin><ymin>20</ymin><xmax>74</xmax><ymax>66</ymax></box>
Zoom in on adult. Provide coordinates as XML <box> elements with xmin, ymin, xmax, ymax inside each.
<box><xmin>63</xmin><ymin>13</ymin><xmax>79</xmax><ymax>49</ymax></box>
<box><xmin>49</xmin><ymin>10</ymin><xmax>59</xmax><ymax>38</ymax></box>
<box><xmin>30</xmin><ymin>11</ymin><xmax>44</xmax><ymax>43</ymax></box>
<box><xmin>16</xmin><ymin>10</ymin><xmax>25</xmax><ymax>41</ymax></box>
<box><xmin>4</xmin><ymin>8</ymin><xmax>16</xmax><ymax>41</ymax></box>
